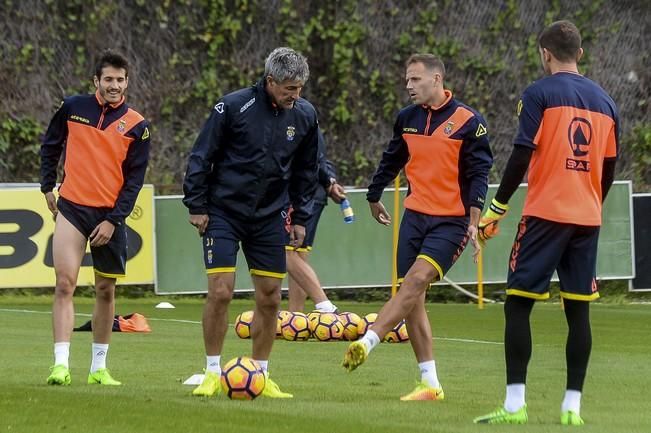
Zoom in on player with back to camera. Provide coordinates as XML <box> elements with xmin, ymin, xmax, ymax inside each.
<box><xmin>473</xmin><ymin>20</ymin><xmax>618</xmax><ymax>426</ymax></box>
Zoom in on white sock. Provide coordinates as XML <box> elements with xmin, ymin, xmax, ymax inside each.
<box><xmin>254</xmin><ymin>359</ymin><xmax>268</xmax><ymax>374</ymax></box>
<box><xmin>360</xmin><ymin>330</ymin><xmax>381</xmax><ymax>354</ymax></box>
<box><xmin>561</xmin><ymin>390</ymin><xmax>582</xmax><ymax>414</ymax></box>
<box><xmin>418</xmin><ymin>360</ymin><xmax>441</xmax><ymax>388</ymax></box>
<box><xmin>315</xmin><ymin>301</ymin><xmax>337</xmax><ymax>313</ymax></box>
<box><xmin>504</xmin><ymin>383</ymin><xmax>526</xmax><ymax>412</ymax></box>
<box><xmin>90</xmin><ymin>343</ymin><xmax>109</xmax><ymax>373</ymax></box>
<box><xmin>54</xmin><ymin>342</ymin><xmax>70</xmax><ymax>368</ymax></box>
<box><xmin>206</xmin><ymin>355</ymin><xmax>221</xmax><ymax>374</ymax></box>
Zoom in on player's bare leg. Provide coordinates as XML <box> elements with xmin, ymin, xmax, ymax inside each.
<box><xmin>251</xmin><ymin>275</ymin><xmax>281</xmax><ymax>360</ymax></box>
<box><xmin>92</xmin><ymin>274</ymin><xmax>116</xmax><ymax>345</ymax></box>
<box><xmin>370</xmin><ymin>259</ymin><xmax>437</xmax><ymax>339</ymax></box>
<box><xmin>203</xmin><ymin>272</ymin><xmax>236</xmax><ymax>356</ymax></box>
<box><xmin>286</xmin><ymin>250</ymin><xmax>335</xmax><ymax>312</ymax></box>
<box><xmin>48</xmin><ymin>214</ymin><xmax>86</xmax><ymax>385</ymax></box>
<box><xmin>192</xmin><ymin>272</ymin><xmax>235</xmax><ymax>396</ymax></box>
<box><xmin>344</xmin><ymin>259</ymin><xmax>437</xmax><ymax>371</ymax></box>
<box><xmin>401</xmin><ymin>293</ymin><xmax>444</xmax><ymax>400</ymax></box>
<box><xmin>86</xmin><ymin>274</ymin><xmax>122</xmax><ymax>385</ymax></box>
<box><xmin>287</xmin><ymin>272</ymin><xmax>308</xmax><ymax>312</ymax></box>
<box><xmin>405</xmin><ymin>292</ymin><xmax>432</xmax><ymax>363</ymax></box>
<box><xmin>251</xmin><ymin>275</ymin><xmax>292</xmax><ymax>398</ymax></box>
<box><xmin>52</xmin><ymin>214</ymin><xmax>86</xmax><ymax>343</ymax></box>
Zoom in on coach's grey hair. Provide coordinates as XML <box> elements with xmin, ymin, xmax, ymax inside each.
<box><xmin>264</xmin><ymin>47</ymin><xmax>310</xmax><ymax>83</ymax></box>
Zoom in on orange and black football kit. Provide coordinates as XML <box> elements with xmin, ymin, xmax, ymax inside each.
<box><xmin>40</xmin><ymin>92</ymin><xmax>150</xmax><ymax>277</ymax></box>
<box><xmin>367</xmin><ymin>90</ymin><xmax>493</xmax><ymax>280</ymax></box>
<box><xmin>499</xmin><ymin>72</ymin><xmax>619</xmax><ymax>301</ymax></box>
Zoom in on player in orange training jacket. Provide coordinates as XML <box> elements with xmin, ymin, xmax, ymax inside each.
<box><xmin>40</xmin><ymin>49</ymin><xmax>151</xmax><ymax>387</ymax></box>
<box><xmin>342</xmin><ymin>54</ymin><xmax>493</xmax><ymax>402</ymax></box>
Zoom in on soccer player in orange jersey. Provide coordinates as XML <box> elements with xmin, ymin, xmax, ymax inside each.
<box><xmin>40</xmin><ymin>50</ymin><xmax>151</xmax><ymax>386</ymax></box>
<box><xmin>474</xmin><ymin>21</ymin><xmax>618</xmax><ymax>426</ymax></box>
<box><xmin>342</xmin><ymin>54</ymin><xmax>493</xmax><ymax>401</ymax></box>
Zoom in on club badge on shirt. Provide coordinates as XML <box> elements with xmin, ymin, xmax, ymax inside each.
<box><xmin>286</xmin><ymin>126</ymin><xmax>296</xmax><ymax>141</ymax></box>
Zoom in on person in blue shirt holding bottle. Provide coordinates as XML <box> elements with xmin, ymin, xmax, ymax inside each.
<box><xmin>285</xmin><ymin>129</ymin><xmax>347</xmax><ymax>313</ymax></box>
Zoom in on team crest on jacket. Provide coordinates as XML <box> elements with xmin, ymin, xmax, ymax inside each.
<box><xmin>286</xmin><ymin>126</ymin><xmax>296</xmax><ymax>141</ymax></box>
<box><xmin>443</xmin><ymin>121</ymin><xmax>454</xmax><ymax>135</ymax></box>
<box><xmin>117</xmin><ymin>119</ymin><xmax>127</xmax><ymax>133</ymax></box>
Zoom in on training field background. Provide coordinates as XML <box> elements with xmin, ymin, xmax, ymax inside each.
<box><xmin>1</xmin><ymin>297</ymin><xmax>649</xmax><ymax>433</ymax></box>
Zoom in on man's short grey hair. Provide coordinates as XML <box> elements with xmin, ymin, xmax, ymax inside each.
<box><xmin>264</xmin><ymin>47</ymin><xmax>310</xmax><ymax>83</ymax></box>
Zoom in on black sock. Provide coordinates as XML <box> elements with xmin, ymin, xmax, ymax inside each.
<box><xmin>563</xmin><ymin>299</ymin><xmax>592</xmax><ymax>391</ymax></box>
<box><xmin>504</xmin><ymin>295</ymin><xmax>535</xmax><ymax>384</ymax></box>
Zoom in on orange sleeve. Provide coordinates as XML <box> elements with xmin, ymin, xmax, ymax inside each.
<box><xmin>604</xmin><ymin>118</ymin><xmax>618</xmax><ymax>159</ymax></box>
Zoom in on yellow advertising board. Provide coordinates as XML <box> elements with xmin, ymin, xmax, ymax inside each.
<box><xmin>0</xmin><ymin>185</ymin><xmax>155</xmax><ymax>288</ymax></box>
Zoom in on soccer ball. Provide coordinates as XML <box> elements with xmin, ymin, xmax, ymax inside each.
<box><xmin>338</xmin><ymin>312</ymin><xmax>362</xmax><ymax>341</ymax></box>
<box><xmin>357</xmin><ymin>313</ymin><xmax>377</xmax><ymax>338</ymax></box>
<box><xmin>281</xmin><ymin>312</ymin><xmax>311</xmax><ymax>341</ymax></box>
<box><xmin>383</xmin><ymin>319</ymin><xmax>409</xmax><ymax>343</ymax></box>
<box><xmin>307</xmin><ymin>310</ymin><xmax>321</xmax><ymax>330</ymax></box>
<box><xmin>311</xmin><ymin>312</ymin><xmax>344</xmax><ymax>341</ymax></box>
<box><xmin>234</xmin><ymin>311</ymin><xmax>254</xmax><ymax>339</ymax></box>
<box><xmin>220</xmin><ymin>356</ymin><xmax>266</xmax><ymax>400</ymax></box>
<box><xmin>277</xmin><ymin>310</ymin><xmax>291</xmax><ymax>338</ymax></box>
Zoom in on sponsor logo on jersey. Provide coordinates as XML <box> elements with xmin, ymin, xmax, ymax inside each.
<box><xmin>240</xmin><ymin>97</ymin><xmax>255</xmax><ymax>113</ymax></box>
<box><xmin>70</xmin><ymin>115</ymin><xmax>90</xmax><ymax>124</ymax></box>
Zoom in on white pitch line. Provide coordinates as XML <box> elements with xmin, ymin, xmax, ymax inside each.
<box><xmin>0</xmin><ymin>308</ymin><xmax>201</xmax><ymax>324</ymax></box>
<box><xmin>0</xmin><ymin>308</ymin><xmax>502</xmax><ymax>345</ymax></box>
<box><xmin>436</xmin><ymin>337</ymin><xmax>502</xmax><ymax>345</ymax></box>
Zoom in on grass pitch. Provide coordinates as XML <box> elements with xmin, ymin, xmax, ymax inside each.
<box><xmin>1</xmin><ymin>296</ymin><xmax>650</xmax><ymax>433</ymax></box>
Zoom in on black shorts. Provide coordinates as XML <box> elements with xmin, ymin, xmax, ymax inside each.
<box><xmin>397</xmin><ymin>209</ymin><xmax>469</xmax><ymax>282</ymax></box>
<box><xmin>57</xmin><ymin>197</ymin><xmax>127</xmax><ymax>278</ymax></box>
<box><xmin>283</xmin><ymin>203</ymin><xmax>325</xmax><ymax>252</ymax></box>
<box><xmin>203</xmin><ymin>207</ymin><xmax>287</xmax><ymax>278</ymax></box>
<box><xmin>507</xmin><ymin>216</ymin><xmax>600</xmax><ymax>301</ymax></box>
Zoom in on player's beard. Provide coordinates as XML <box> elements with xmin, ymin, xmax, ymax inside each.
<box><xmin>99</xmin><ymin>86</ymin><xmax>124</xmax><ymax>104</ymax></box>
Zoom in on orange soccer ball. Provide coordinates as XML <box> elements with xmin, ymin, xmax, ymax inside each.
<box><xmin>280</xmin><ymin>312</ymin><xmax>311</xmax><ymax>341</ymax></box>
<box><xmin>338</xmin><ymin>312</ymin><xmax>362</xmax><ymax>341</ymax></box>
<box><xmin>234</xmin><ymin>311</ymin><xmax>254</xmax><ymax>339</ymax></box>
<box><xmin>220</xmin><ymin>357</ymin><xmax>266</xmax><ymax>400</ymax></box>
<box><xmin>383</xmin><ymin>319</ymin><xmax>410</xmax><ymax>343</ymax></box>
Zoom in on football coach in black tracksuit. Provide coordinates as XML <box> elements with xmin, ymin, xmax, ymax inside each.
<box><xmin>182</xmin><ymin>47</ymin><xmax>318</xmax><ymax>399</ymax></box>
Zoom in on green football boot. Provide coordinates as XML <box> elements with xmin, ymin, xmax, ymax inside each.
<box><xmin>192</xmin><ymin>371</ymin><xmax>221</xmax><ymax>397</ymax></box>
<box><xmin>561</xmin><ymin>410</ymin><xmax>584</xmax><ymax>426</ymax></box>
<box><xmin>474</xmin><ymin>405</ymin><xmax>528</xmax><ymax>424</ymax></box>
<box><xmin>47</xmin><ymin>364</ymin><xmax>71</xmax><ymax>386</ymax></box>
<box><xmin>88</xmin><ymin>368</ymin><xmax>122</xmax><ymax>385</ymax></box>
<box><xmin>261</xmin><ymin>375</ymin><xmax>293</xmax><ymax>399</ymax></box>
<box><xmin>342</xmin><ymin>341</ymin><xmax>368</xmax><ymax>372</ymax></box>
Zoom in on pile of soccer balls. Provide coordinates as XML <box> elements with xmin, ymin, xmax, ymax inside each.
<box><xmin>233</xmin><ymin>310</ymin><xmax>409</xmax><ymax>343</ymax></box>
